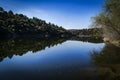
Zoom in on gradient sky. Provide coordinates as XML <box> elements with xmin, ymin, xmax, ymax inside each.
<box><xmin>0</xmin><ymin>0</ymin><xmax>105</xmax><ymax>29</ymax></box>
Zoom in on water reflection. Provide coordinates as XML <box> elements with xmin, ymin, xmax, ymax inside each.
<box><xmin>0</xmin><ymin>37</ymin><xmax>103</xmax><ymax>62</ymax></box>
<box><xmin>92</xmin><ymin>43</ymin><xmax>120</xmax><ymax>80</ymax></box>
<box><xmin>0</xmin><ymin>38</ymin><xmax>67</xmax><ymax>62</ymax></box>
<box><xmin>0</xmin><ymin>37</ymin><xmax>105</xmax><ymax>80</ymax></box>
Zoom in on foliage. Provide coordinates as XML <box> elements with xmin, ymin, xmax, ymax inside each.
<box><xmin>0</xmin><ymin>7</ymin><xmax>71</xmax><ymax>37</ymax></box>
<box><xmin>69</xmin><ymin>28</ymin><xmax>102</xmax><ymax>37</ymax></box>
<box><xmin>92</xmin><ymin>0</ymin><xmax>120</xmax><ymax>41</ymax></box>
<box><xmin>0</xmin><ymin>7</ymin><xmax>104</xmax><ymax>38</ymax></box>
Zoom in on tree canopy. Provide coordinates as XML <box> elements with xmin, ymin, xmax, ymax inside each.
<box><xmin>0</xmin><ymin>7</ymin><xmax>71</xmax><ymax>37</ymax></box>
<box><xmin>93</xmin><ymin>0</ymin><xmax>120</xmax><ymax>43</ymax></box>
<box><xmin>0</xmin><ymin>7</ymin><xmax>104</xmax><ymax>38</ymax></box>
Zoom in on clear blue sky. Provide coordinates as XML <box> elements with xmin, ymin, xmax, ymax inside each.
<box><xmin>0</xmin><ymin>0</ymin><xmax>104</xmax><ymax>29</ymax></box>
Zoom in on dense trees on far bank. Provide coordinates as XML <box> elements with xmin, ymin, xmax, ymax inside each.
<box><xmin>0</xmin><ymin>7</ymin><xmax>71</xmax><ymax>38</ymax></box>
<box><xmin>69</xmin><ymin>28</ymin><xmax>102</xmax><ymax>37</ymax></box>
<box><xmin>92</xmin><ymin>0</ymin><xmax>120</xmax><ymax>45</ymax></box>
<box><xmin>0</xmin><ymin>7</ymin><xmax>103</xmax><ymax>38</ymax></box>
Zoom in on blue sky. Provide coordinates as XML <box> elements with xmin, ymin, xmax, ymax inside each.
<box><xmin>0</xmin><ymin>0</ymin><xmax>104</xmax><ymax>29</ymax></box>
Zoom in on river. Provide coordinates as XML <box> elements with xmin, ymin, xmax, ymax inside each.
<box><xmin>0</xmin><ymin>37</ymin><xmax>119</xmax><ymax>80</ymax></box>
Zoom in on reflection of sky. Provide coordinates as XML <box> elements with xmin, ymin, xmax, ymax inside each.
<box><xmin>0</xmin><ymin>0</ymin><xmax>104</xmax><ymax>29</ymax></box>
<box><xmin>0</xmin><ymin>40</ymin><xmax>105</xmax><ymax>71</ymax></box>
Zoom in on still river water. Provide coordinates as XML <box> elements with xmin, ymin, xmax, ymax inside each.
<box><xmin>0</xmin><ymin>37</ymin><xmax>120</xmax><ymax>80</ymax></box>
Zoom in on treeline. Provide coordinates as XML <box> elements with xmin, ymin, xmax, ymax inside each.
<box><xmin>69</xmin><ymin>28</ymin><xmax>102</xmax><ymax>37</ymax></box>
<box><xmin>0</xmin><ymin>7</ymin><xmax>103</xmax><ymax>38</ymax></box>
<box><xmin>0</xmin><ymin>7</ymin><xmax>71</xmax><ymax>38</ymax></box>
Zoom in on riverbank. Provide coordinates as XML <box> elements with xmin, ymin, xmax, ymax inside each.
<box><xmin>103</xmin><ymin>37</ymin><xmax>120</xmax><ymax>47</ymax></box>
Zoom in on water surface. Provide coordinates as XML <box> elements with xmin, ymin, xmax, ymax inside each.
<box><xmin>0</xmin><ymin>38</ymin><xmax>111</xmax><ymax>80</ymax></box>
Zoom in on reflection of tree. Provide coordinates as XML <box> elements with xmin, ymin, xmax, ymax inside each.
<box><xmin>0</xmin><ymin>37</ymin><xmax>103</xmax><ymax>62</ymax></box>
<box><xmin>71</xmin><ymin>37</ymin><xmax>103</xmax><ymax>43</ymax></box>
<box><xmin>92</xmin><ymin>44</ymin><xmax>120</xmax><ymax>80</ymax></box>
<box><xmin>0</xmin><ymin>38</ymin><xmax>67</xmax><ymax>62</ymax></box>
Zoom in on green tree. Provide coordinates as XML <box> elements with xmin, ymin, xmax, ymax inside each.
<box><xmin>93</xmin><ymin>0</ymin><xmax>120</xmax><ymax>44</ymax></box>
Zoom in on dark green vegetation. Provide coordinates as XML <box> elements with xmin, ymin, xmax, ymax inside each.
<box><xmin>69</xmin><ymin>28</ymin><xmax>102</xmax><ymax>37</ymax></box>
<box><xmin>93</xmin><ymin>0</ymin><xmax>120</xmax><ymax>46</ymax></box>
<box><xmin>0</xmin><ymin>7</ymin><xmax>71</xmax><ymax>38</ymax></box>
<box><xmin>92</xmin><ymin>44</ymin><xmax>120</xmax><ymax>80</ymax></box>
<box><xmin>0</xmin><ymin>7</ymin><xmax>102</xmax><ymax>38</ymax></box>
<box><xmin>91</xmin><ymin>0</ymin><xmax>120</xmax><ymax>78</ymax></box>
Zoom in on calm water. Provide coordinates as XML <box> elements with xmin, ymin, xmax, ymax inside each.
<box><xmin>0</xmin><ymin>38</ymin><xmax>120</xmax><ymax>80</ymax></box>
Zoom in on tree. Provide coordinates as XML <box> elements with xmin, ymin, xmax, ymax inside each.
<box><xmin>8</xmin><ymin>10</ymin><xmax>13</xmax><ymax>15</ymax></box>
<box><xmin>93</xmin><ymin>0</ymin><xmax>120</xmax><ymax>43</ymax></box>
<box><xmin>0</xmin><ymin>7</ymin><xmax>70</xmax><ymax>38</ymax></box>
<box><xmin>0</xmin><ymin>7</ymin><xmax>4</xmax><ymax>12</ymax></box>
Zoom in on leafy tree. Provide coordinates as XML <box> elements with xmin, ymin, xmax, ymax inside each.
<box><xmin>93</xmin><ymin>0</ymin><xmax>120</xmax><ymax>42</ymax></box>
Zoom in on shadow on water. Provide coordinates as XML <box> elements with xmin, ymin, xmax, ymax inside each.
<box><xmin>91</xmin><ymin>43</ymin><xmax>120</xmax><ymax>80</ymax></box>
